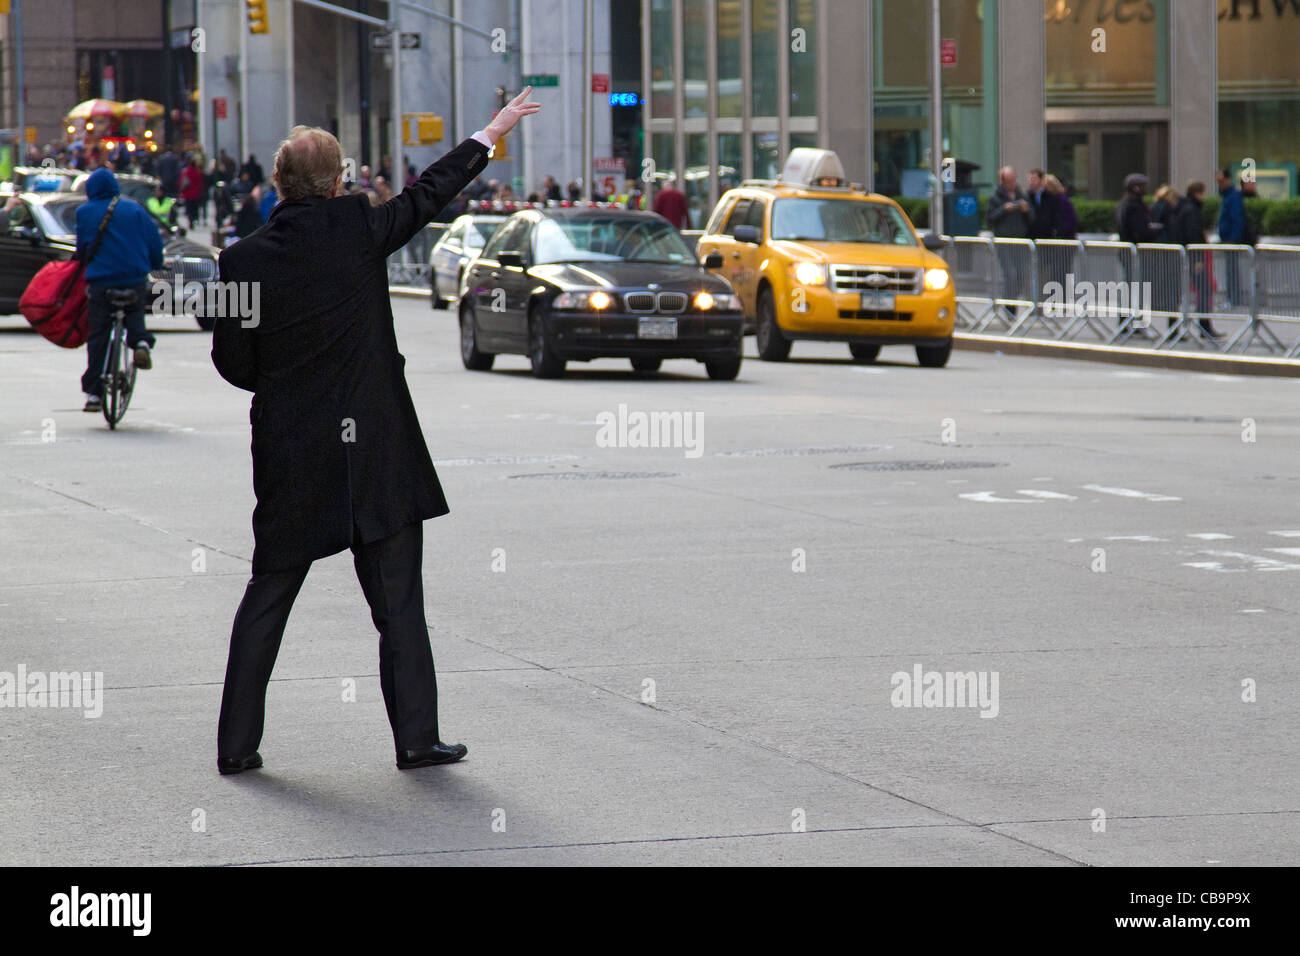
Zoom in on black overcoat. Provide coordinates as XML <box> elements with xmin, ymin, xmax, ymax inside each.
<box><xmin>212</xmin><ymin>137</ymin><xmax>489</xmax><ymax>572</ymax></box>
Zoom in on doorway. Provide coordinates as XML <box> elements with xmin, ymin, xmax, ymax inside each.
<box><xmin>1046</xmin><ymin>123</ymin><xmax>1168</xmax><ymax>200</ymax></box>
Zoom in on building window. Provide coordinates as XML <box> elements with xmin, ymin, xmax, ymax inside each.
<box><xmin>1044</xmin><ymin>0</ymin><xmax>1169</xmax><ymax>107</ymax></box>
<box><xmin>684</xmin><ymin>132</ymin><xmax>709</xmax><ymax>227</ymax></box>
<box><xmin>718</xmin><ymin>132</ymin><xmax>742</xmax><ymax>191</ymax></box>
<box><xmin>751</xmin><ymin>0</ymin><xmax>780</xmax><ymax>117</ymax></box>
<box><xmin>754</xmin><ymin>131</ymin><xmax>781</xmax><ymax>180</ymax></box>
<box><xmin>683</xmin><ymin>0</ymin><xmax>708</xmax><ymax>118</ymax></box>
<box><xmin>717</xmin><ymin>0</ymin><xmax>742</xmax><ymax>118</ymax></box>
<box><xmin>650</xmin><ymin>0</ymin><xmax>675</xmax><ymax>120</ymax></box>
<box><xmin>1217</xmin><ymin>3</ymin><xmax>1300</xmax><ymax>198</ymax></box>
<box><xmin>652</xmin><ymin>131</ymin><xmax>675</xmax><ymax>187</ymax></box>
<box><xmin>788</xmin><ymin>0</ymin><xmax>816</xmax><ymax>117</ymax></box>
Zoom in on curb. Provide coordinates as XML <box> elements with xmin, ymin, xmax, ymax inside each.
<box><xmin>954</xmin><ymin>332</ymin><xmax>1300</xmax><ymax>378</ymax></box>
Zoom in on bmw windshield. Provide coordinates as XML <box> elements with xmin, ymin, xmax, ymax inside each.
<box><xmin>533</xmin><ymin>216</ymin><xmax>696</xmax><ymax>265</ymax></box>
<box><xmin>770</xmin><ymin>198</ymin><xmax>916</xmax><ymax>246</ymax></box>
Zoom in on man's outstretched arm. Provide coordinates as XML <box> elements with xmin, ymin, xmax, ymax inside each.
<box><xmin>366</xmin><ymin>87</ymin><xmax>541</xmax><ymax>257</ymax></box>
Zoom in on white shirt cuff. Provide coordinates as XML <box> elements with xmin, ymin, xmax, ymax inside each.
<box><xmin>470</xmin><ymin>130</ymin><xmax>493</xmax><ymax>149</ymax></box>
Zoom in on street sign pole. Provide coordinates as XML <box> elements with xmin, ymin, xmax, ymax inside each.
<box><xmin>583</xmin><ymin>0</ymin><xmax>593</xmax><ymax>200</ymax></box>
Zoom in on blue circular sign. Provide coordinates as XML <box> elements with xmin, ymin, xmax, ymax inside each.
<box><xmin>956</xmin><ymin>195</ymin><xmax>977</xmax><ymax>217</ymax></box>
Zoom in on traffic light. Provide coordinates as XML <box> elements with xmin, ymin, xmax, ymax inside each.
<box><xmin>246</xmin><ymin>0</ymin><xmax>269</xmax><ymax>35</ymax></box>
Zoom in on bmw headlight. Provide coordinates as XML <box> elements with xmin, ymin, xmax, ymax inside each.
<box><xmin>553</xmin><ymin>290</ymin><xmax>615</xmax><ymax>310</ymax></box>
<box><xmin>791</xmin><ymin>262</ymin><xmax>828</xmax><ymax>286</ymax></box>
<box><xmin>696</xmin><ymin>291</ymin><xmax>740</xmax><ymax>311</ymax></box>
<box><xmin>924</xmin><ymin>268</ymin><xmax>950</xmax><ymax>291</ymax></box>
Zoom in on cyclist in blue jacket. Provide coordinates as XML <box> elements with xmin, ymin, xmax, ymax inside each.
<box><xmin>76</xmin><ymin>167</ymin><xmax>164</xmax><ymax>412</ymax></box>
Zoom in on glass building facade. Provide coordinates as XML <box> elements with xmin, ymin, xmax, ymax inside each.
<box><xmin>641</xmin><ymin>0</ymin><xmax>1300</xmax><ymax>221</ymax></box>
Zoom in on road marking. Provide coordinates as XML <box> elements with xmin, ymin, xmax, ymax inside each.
<box><xmin>1242</xmin><ymin>609</ymin><xmax>1266</xmax><ymax>614</ymax></box>
<box><xmin>1184</xmin><ymin>550</ymin><xmax>1300</xmax><ymax>573</ymax></box>
<box><xmin>1081</xmin><ymin>483</ymin><xmax>1181</xmax><ymax>501</ymax></box>
<box><xmin>1268</xmin><ymin>530</ymin><xmax>1300</xmax><ymax>537</ymax></box>
<box><xmin>1265</xmin><ymin>548</ymin><xmax>1300</xmax><ymax>556</ymax></box>
<box><xmin>1188</xmin><ymin>533</ymin><xmax>1233</xmax><ymax>540</ymax></box>
<box><xmin>1017</xmin><ymin>489</ymin><xmax>1078</xmax><ymax>500</ymax></box>
<box><xmin>850</xmin><ymin>366</ymin><xmax>888</xmax><ymax>374</ymax></box>
<box><xmin>959</xmin><ymin>491</ymin><xmax>1042</xmax><ymax>503</ymax></box>
<box><xmin>1104</xmin><ymin>535</ymin><xmax>1165</xmax><ymax>541</ymax></box>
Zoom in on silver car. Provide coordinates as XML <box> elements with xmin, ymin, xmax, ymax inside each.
<box><xmin>429</xmin><ymin>214</ymin><xmax>506</xmax><ymax>309</ymax></box>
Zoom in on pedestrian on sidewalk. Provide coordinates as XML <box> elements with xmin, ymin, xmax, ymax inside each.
<box><xmin>1175</xmin><ymin>180</ymin><xmax>1221</xmax><ymax>338</ymax></box>
<box><xmin>210</xmin><ymin>88</ymin><xmax>541</xmax><ymax>777</ymax></box>
<box><xmin>987</xmin><ymin>166</ymin><xmax>1033</xmax><ymax>314</ymax></box>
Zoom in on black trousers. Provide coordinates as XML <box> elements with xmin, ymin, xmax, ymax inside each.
<box><xmin>217</xmin><ymin>521</ymin><xmax>441</xmax><ymax>758</ymax></box>
<box><xmin>81</xmin><ymin>282</ymin><xmax>154</xmax><ymax>397</ymax></box>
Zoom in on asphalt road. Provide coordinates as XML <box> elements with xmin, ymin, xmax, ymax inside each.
<box><xmin>1</xmin><ymin>298</ymin><xmax>1296</xmax><ymax>866</ymax></box>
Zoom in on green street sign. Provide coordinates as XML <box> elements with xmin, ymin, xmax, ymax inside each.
<box><xmin>523</xmin><ymin>73</ymin><xmax>559</xmax><ymax>87</ymax></box>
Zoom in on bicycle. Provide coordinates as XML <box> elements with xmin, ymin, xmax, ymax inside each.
<box><xmin>100</xmin><ymin>288</ymin><xmax>140</xmax><ymax>429</ymax></box>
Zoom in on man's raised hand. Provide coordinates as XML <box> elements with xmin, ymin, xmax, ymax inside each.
<box><xmin>484</xmin><ymin>87</ymin><xmax>542</xmax><ymax>143</ymax></box>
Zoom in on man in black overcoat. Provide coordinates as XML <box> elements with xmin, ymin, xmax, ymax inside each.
<box><xmin>211</xmin><ymin>89</ymin><xmax>540</xmax><ymax>775</ymax></box>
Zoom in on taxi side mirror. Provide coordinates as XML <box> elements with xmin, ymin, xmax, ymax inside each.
<box><xmin>732</xmin><ymin>224</ymin><xmax>760</xmax><ymax>244</ymax></box>
<box><xmin>702</xmin><ymin>251</ymin><xmax>723</xmax><ymax>269</ymax></box>
<box><xmin>921</xmin><ymin>232</ymin><xmax>946</xmax><ymax>251</ymax></box>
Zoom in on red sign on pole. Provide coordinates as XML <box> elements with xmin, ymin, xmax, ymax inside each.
<box><xmin>940</xmin><ymin>38</ymin><xmax>957</xmax><ymax>67</ymax></box>
<box><xmin>591</xmin><ymin>73</ymin><xmax>610</xmax><ymax>93</ymax></box>
<box><xmin>214</xmin><ymin>97</ymin><xmax>228</xmax><ymax>119</ymax></box>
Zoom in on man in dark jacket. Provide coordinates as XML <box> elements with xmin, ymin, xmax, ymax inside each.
<box><xmin>76</xmin><ymin>168</ymin><xmax>164</xmax><ymax>412</ymax></box>
<box><xmin>1026</xmin><ymin>168</ymin><xmax>1059</xmax><ymax>240</ymax></box>
<box><xmin>1215</xmin><ymin>167</ymin><xmax>1247</xmax><ymax>305</ymax></box>
<box><xmin>988</xmin><ymin>166</ymin><xmax>1034</xmax><ymax>306</ymax></box>
<box><xmin>210</xmin><ymin>88</ymin><xmax>540</xmax><ymax>776</ymax></box>
<box><xmin>1175</xmin><ymin>181</ymin><xmax>1220</xmax><ymax>338</ymax></box>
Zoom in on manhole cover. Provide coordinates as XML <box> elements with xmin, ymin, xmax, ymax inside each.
<box><xmin>716</xmin><ymin>444</ymin><xmax>893</xmax><ymax>457</ymax></box>
<box><xmin>830</xmin><ymin>460</ymin><xmax>1007</xmax><ymax>472</ymax></box>
<box><xmin>508</xmin><ymin>471</ymin><xmax>682</xmax><ymax>480</ymax></box>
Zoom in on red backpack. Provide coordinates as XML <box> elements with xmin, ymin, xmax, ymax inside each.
<box><xmin>19</xmin><ymin>197</ymin><xmax>119</xmax><ymax>348</ymax></box>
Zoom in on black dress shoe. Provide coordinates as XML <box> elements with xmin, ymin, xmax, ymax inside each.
<box><xmin>396</xmin><ymin>742</ymin><xmax>468</xmax><ymax>770</ymax></box>
<box><xmin>217</xmin><ymin>752</ymin><xmax>263</xmax><ymax>775</ymax></box>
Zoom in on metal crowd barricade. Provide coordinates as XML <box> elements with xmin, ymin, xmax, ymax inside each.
<box><xmin>1245</xmin><ymin>244</ymin><xmax>1297</xmax><ymax>356</ymax></box>
<box><xmin>1134</xmin><ymin>244</ymin><xmax>1198</xmax><ymax>350</ymax></box>
<box><xmin>943</xmin><ymin>236</ymin><xmax>999</xmax><ymax>331</ymax></box>
<box><xmin>1186</xmin><ymin>243</ymin><xmax>1263</xmax><ymax>353</ymax></box>
<box><xmin>386</xmin><ymin>221</ymin><xmax>447</xmax><ymax>288</ymax></box>
<box><xmin>1069</xmin><ymin>240</ymin><xmax>1144</xmax><ymax>344</ymax></box>
<box><xmin>1031</xmin><ymin>239</ymin><xmax>1085</xmax><ymax>339</ymax></box>
<box><xmin>990</xmin><ymin>237</ymin><xmax>1037</xmax><ymax>334</ymax></box>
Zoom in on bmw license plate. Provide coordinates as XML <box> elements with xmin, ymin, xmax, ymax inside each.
<box><xmin>638</xmin><ymin>317</ymin><xmax>678</xmax><ymax>339</ymax></box>
<box><xmin>860</xmin><ymin>291</ymin><xmax>895</xmax><ymax>311</ymax></box>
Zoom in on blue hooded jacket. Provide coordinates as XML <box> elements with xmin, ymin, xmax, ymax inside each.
<box><xmin>75</xmin><ymin>168</ymin><xmax>165</xmax><ymax>288</ymax></box>
<box><xmin>1217</xmin><ymin>184</ymin><xmax>1245</xmax><ymax>243</ymax></box>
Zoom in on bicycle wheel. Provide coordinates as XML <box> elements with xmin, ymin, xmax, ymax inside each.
<box><xmin>102</xmin><ymin>329</ymin><xmax>136</xmax><ymax>428</ymax></box>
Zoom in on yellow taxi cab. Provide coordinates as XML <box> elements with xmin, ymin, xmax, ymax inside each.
<box><xmin>696</xmin><ymin>149</ymin><xmax>955</xmax><ymax>367</ymax></box>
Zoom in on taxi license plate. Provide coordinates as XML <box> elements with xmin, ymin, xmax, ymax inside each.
<box><xmin>860</xmin><ymin>291</ymin><xmax>895</xmax><ymax>311</ymax></box>
<box><xmin>638</xmin><ymin>317</ymin><xmax>678</xmax><ymax>339</ymax></box>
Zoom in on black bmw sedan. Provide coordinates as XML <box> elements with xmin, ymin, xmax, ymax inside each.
<box><xmin>458</xmin><ymin>207</ymin><xmax>744</xmax><ymax>379</ymax></box>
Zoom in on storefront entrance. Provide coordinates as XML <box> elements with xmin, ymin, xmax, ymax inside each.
<box><xmin>1046</xmin><ymin>123</ymin><xmax>1168</xmax><ymax>200</ymax></box>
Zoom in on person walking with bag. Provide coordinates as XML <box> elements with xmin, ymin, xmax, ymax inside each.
<box><xmin>210</xmin><ymin>88</ymin><xmax>540</xmax><ymax>776</ymax></box>
<box><xmin>77</xmin><ymin>168</ymin><xmax>163</xmax><ymax>412</ymax></box>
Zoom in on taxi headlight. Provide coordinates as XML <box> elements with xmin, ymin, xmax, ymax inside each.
<box><xmin>924</xmin><ymin>268</ymin><xmax>950</xmax><ymax>291</ymax></box>
<box><xmin>792</xmin><ymin>262</ymin><xmax>828</xmax><ymax>286</ymax></box>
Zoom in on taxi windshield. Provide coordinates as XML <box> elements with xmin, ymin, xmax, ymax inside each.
<box><xmin>770</xmin><ymin>198</ymin><xmax>916</xmax><ymax>246</ymax></box>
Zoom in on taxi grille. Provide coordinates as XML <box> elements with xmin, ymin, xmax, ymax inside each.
<box><xmin>838</xmin><ymin>309</ymin><xmax>913</xmax><ymax>321</ymax></box>
<box><xmin>831</xmin><ymin>265</ymin><xmax>920</xmax><ymax>294</ymax></box>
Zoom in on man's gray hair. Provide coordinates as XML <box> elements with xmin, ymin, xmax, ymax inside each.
<box><xmin>273</xmin><ymin>126</ymin><xmax>343</xmax><ymax>202</ymax></box>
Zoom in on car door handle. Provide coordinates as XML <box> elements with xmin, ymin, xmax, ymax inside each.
<box><xmin>731</xmin><ymin>252</ymin><xmax>741</xmax><ymax>258</ymax></box>
<box><xmin>489</xmin><ymin>272</ymin><xmax>500</xmax><ymax>278</ymax></box>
